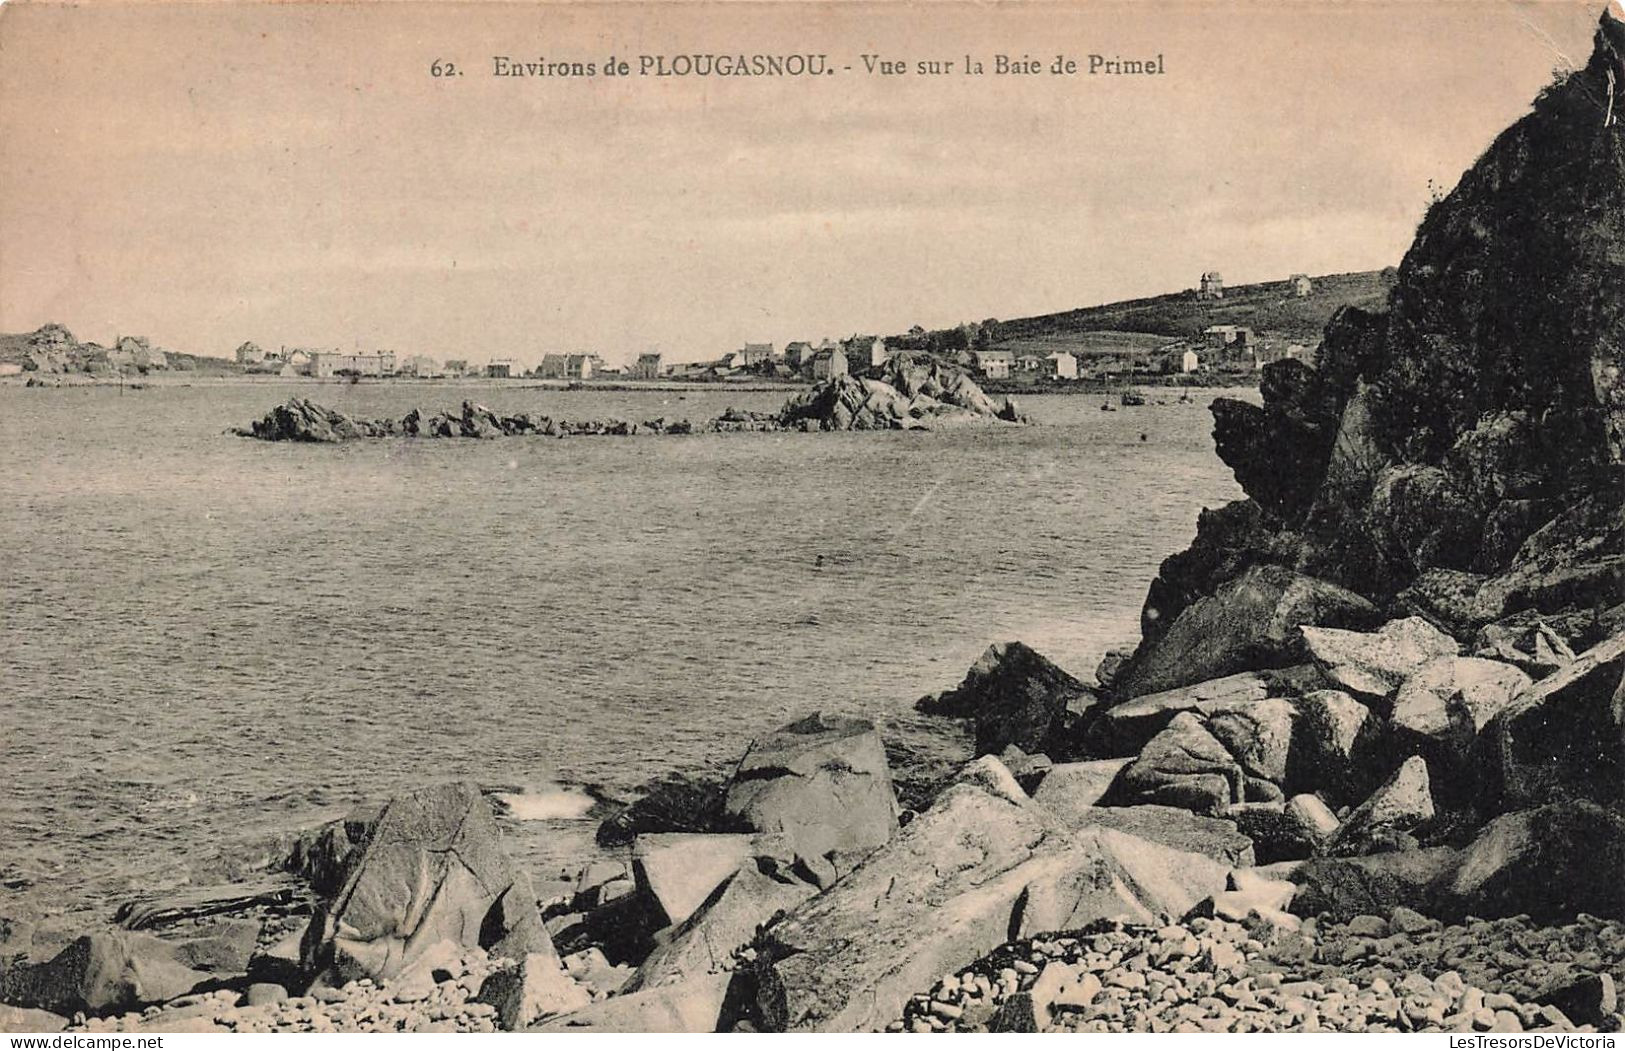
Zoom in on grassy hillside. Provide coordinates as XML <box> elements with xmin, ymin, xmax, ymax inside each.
<box><xmin>993</xmin><ymin>330</ymin><xmax>1173</xmax><ymax>360</ymax></box>
<box><xmin>989</xmin><ymin>269</ymin><xmax>1395</xmax><ymax>351</ymax></box>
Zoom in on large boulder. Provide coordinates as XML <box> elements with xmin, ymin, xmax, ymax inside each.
<box><xmin>1114</xmin><ymin>565</ymin><xmax>1380</xmax><ymax>699</ymax></box>
<box><xmin>475</xmin><ymin>951</ymin><xmax>592</xmax><ymax>1030</ymax></box>
<box><xmin>916</xmin><ymin>642</ymin><xmax>1097</xmax><ymax>757</ymax></box>
<box><xmin>739</xmin><ymin>781</ymin><xmax>1228</xmax><ymax>1032</ymax></box>
<box><xmin>300</xmin><ymin>782</ymin><xmax>554</xmax><ymax>984</ymax></box>
<box><xmin>1326</xmin><ymin>756</ymin><xmax>1435</xmax><ymax>856</ymax></box>
<box><xmin>1288</xmin><ymin>848</ymin><xmax>1463</xmax><ymax>922</ymax></box>
<box><xmin>1201</xmin><ymin>696</ymin><xmax>1298</xmax><ymax>786</ymax></box>
<box><xmin>1086</xmin><ymin>666</ymin><xmax>1320</xmax><ymax>755</ymax></box>
<box><xmin>1045</xmin><ymin>804</ymin><xmax>1254</xmax><ymax>867</ymax></box>
<box><xmin>1132</xmin><ymin>499</ymin><xmax>1312</xmax><ymax>655</ymax></box>
<box><xmin>625</xmin><ymin>865</ymin><xmax>815</xmax><ymax>993</ymax></box>
<box><xmin>0</xmin><ymin>931</ymin><xmax>207</xmax><ymax>1016</ymax></box>
<box><xmin>721</xmin><ymin>713</ymin><xmax>899</xmax><ymax>873</ymax></box>
<box><xmin>1299</xmin><ymin>616</ymin><xmax>1460</xmax><ymax>705</ymax></box>
<box><xmin>1392</xmin><ymin>657</ymin><xmax>1531</xmax><ymax>801</ymax></box>
<box><xmin>1029</xmin><ymin>758</ymin><xmax>1132</xmax><ymax>812</ymax></box>
<box><xmin>1292</xmin><ymin>802</ymin><xmax>1625</xmax><ymax>924</ymax></box>
<box><xmin>1103</xmin><ymin>712</ymin><xmax>1244</xmax><ymax>815</ymax></box>
<box><xmin>170</xmin><ymin>918</ymin><xmax>260</xmax><ymax>975</ymax></box>
<box><xmin>1392</xmin><ymin>656</ymin><xmax>1531</xmax><ymax>746</ymax></box>
<box><xmin>1441</xmin><ymin>803</ymin><xmax>1625</xmax><ymax>922</ymax></box>
<box><xmin>1088</xmin><ymin>672</ymin><xmax>1267</xmax><ymax>755</ymax></box>
<box><xmin>631</xmin><ymin>832</ymin><xmax>793</xmax><ymax>928</ymax></box>
<box><xmin>1481</xmin><ymin>631</ymin><xmax>1625</xmax><ymax>810</ymax></box>
<box><xmin>1287</xmin><ymin>688</ymin><xmax>1383</xmax><ymax>806</ymax></box>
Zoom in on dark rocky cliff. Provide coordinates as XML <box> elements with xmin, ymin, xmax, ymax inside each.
<box><xmin>1116</xmin><ymin>10</ymin><xmax>1625</xmax><ymax>697</ymax></box>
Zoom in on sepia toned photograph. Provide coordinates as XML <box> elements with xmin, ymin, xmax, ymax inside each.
<box><xmin>1</xmin><ymin>0</ymin><xmax>1623</xmax><ymax>1036</ymax></box>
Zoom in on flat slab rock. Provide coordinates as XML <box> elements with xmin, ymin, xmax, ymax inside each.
<box><xmin>742</xmin><ymin>780</ymin><xmax>1229</xmax><ymax>1032</ymax></box>
<box><xmin>1091</xmin><ymin>666</ymin><xmax>1321</xmax><ymax>754</ymax></box>
<box><xmin>1045</xmin><ymin>805</ymin><xmax>1256</xmax><ymax>869</ymax></box>
<box><xmin>631</xmin><ymin>832</ymin><xmax>791</xmax><ymax>928</ymax></box>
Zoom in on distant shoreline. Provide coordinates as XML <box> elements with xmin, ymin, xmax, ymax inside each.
<box><xmin>4</xmin><ymin>372</ymin><xmax>1260</xmax><ymax>394</ymax></box>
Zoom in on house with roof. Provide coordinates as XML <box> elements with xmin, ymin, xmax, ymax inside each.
<box><xmin>973</xmin><ymin>349</ymin><xmax>1015</xmax><ymax>379</ymax></box>
<box><xmin>1197</xmin><ymin>271</ymin><xmax>1225</xmax><ymax>300</ymax></box>
<box><xmin>1287</xmin><ymin>274</ymin><xmax>1313</xmax><ymax>298</ymax></box>
<box><xmin>308</xmin><ymin>350</ymin><xmax>396</xmax><ymax>378</ymax></box>
<box><xmin>486</xmin><ymin>359</ymin><xmax>515</xmax><ymax>379</ymax></box>
<box><xmin>631</xmin><ymin>352</ymin><xmax>664</xmax><ymax>379</ymax></box>
<box><xmin>739</xmin><ymin>342</ymin><xmax>774</xmax><ymax>368</ymax></box>
<box><xmin>1044</xmin><ymin>351</ymin><xmax>1078</xmax><ymax>380</ymax></box>
<box><xmin>538</xmin><ymin>353</ymin><xmax>569</xmax><ymax>379</ymax></box>
<box><xmin>810</xmin><ymin>346</ymin><xmax>847</xmax><ymax>381</ymax></box>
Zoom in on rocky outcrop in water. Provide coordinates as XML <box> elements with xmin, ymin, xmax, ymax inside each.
<box><xmin>780</xmin><ymin>355</ymin><xmax>1025</xmax><ymax>431</ymax></box>
<box><xmin>236</xmin><ymin>358</ymin><xmax>1023</xmax><ymax>443</ymax></box>
<box><xmin>915</xmin><ymin>641</ymin><xmax>1099</xmax><ymax>758</ymax></box>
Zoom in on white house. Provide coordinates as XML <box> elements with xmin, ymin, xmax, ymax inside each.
<box><xmin>1044</xmin><ymin>352</ymin><xmax>1078</xmax><ymax>380</ymax></box>
<box><xmin>811</xmin><ymin>347</ymin><xmax>848</xmax><ymax>381</ymax></box>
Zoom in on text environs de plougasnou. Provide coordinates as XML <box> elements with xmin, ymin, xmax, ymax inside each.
<box><xmin>492</xmin><ymin>54</ymin><xmax>832</xmax><ymax>78</ymax></box>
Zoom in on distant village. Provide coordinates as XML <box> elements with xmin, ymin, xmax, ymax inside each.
<box><xmin>2</xmin><ymin>271</ymin><xmax>1348</xmax><ymax>386</ymax></box>
<box><xmin>225</xmin><ymin>271</ymin><xmax>1324</xmax><ymax>387</ymax></box>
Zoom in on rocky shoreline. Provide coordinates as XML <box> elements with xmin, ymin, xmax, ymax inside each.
<box><xmin>231</xmin><ymin>355</ymin><xmax>1027</xmax><ymax>441</ymax></box>
<box><xmin>4</xmin><ymin>6</ymin><xmax>1625</xmax><ymax>1037</ymax></box>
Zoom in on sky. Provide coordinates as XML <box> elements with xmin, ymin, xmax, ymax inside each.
<box><xmin>0</xmin><ymin>0</ymin><xmax>1611</xmax><ymax>366</ymax></box>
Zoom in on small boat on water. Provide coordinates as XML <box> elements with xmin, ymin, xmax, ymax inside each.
<box><xmin>1120</xmin><ymin>388</ymin><xmax>1147</xmax><ymax>407</ymax></box>
<box><xmin>1100</xmin><ymin>402</ymin><xmax>1117</xmax><ymax>412</ymax></box>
